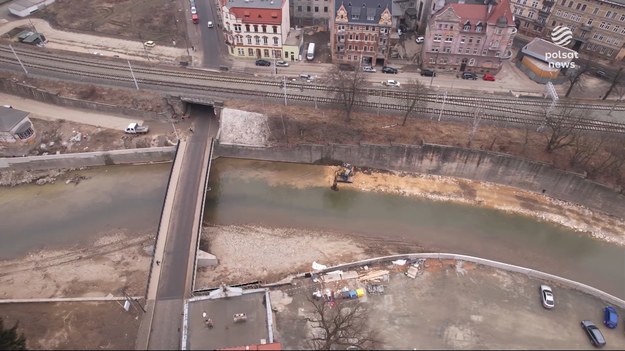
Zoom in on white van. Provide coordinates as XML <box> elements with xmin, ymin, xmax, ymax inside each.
<box><xmin>306</xmin><ymin>43</ymin><xmax>315</xmax><ymax>61</ymax></box>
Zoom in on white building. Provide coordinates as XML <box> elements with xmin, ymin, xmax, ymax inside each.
<box><xmin>9</xmin><ymin>0</ymin><xmax>55</xmax><ymax>18</ymax></box>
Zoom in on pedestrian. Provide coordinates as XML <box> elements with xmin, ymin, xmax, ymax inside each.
<box><xmin>156</xmin><ymin>260</ymin><xmax>160</xmax><ymax>266</ymax></box>
<box><xmin>189</xmin><ymin>127</ymin><xmax>194</xmax><ymax>133</ymax></box>
<box><xmin>191</xmin><ymin>45</ymin><xmax>195</xmax><ymax>51</ymax></box>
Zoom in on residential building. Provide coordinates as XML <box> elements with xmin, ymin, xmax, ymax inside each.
<box><xmin>421</xmin><ymin>0</ymin><xmax>517</xmax><ymax>73</ymax></box>
<box><xmin>512</xmin><ymin>0</ymin><xmax>554</xmax><ymax>36</ymax></box>
<box><xmin>0</xmin><ymin>106</ymin><xmax>35</xmax><ymax>143</ymax></box>
<box><xmin>330</xmin><ymin>0</ymin><xmax>394</xmax><ymax>66</ymax></box>
<box><xmin>220</xmin><ymin>0</ymin><xmax>291</xmax><ymax>60</ymax></box>
<box><xmin>283</xmin><ymin>28</ymin><xmax>305</xmax><ymax>60</ymax></box>
<box><xmin>544</xmin><ymin>0</ymin><xmax>625</xmax><ymax>62</ymax></box>
<box><xmin>290</xmin><ymin>0</ymin><xmax>332</xmax><ymax>27</ymax></box>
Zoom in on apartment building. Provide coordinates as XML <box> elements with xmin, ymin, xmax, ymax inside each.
<box><xmin>544</xmin><ymin>0</ymin><xmax>625</xmax><ymax>62</ymax></box>
<box><xmin>330</xmin><ymin>0</ymin><xmax>394</xmax><ymax>66</ymax></box>
<box><xmin>220</xmin><ymin>0</ymin><xmax>291</xmax><ymax>59</ymax></box>
<box><xmin>421</xmin><ymin>0</ymin><xmax>517</xmax><ymax>73</ymax></box>
<box><xmin>512</xmin><ymin>0</ymin><xmax>554</xmax><ymax>36</ymax></box>
<box><xmin>290</xmin><ymin>0</ymin><xmax>332</xmax><ymax>27</ymax></box>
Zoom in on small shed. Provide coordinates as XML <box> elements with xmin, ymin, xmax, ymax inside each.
<box><xmin>9</xmin><ymin>0</ymin><xmax>55</xmax><ymax>18</ymax></box>
<box><xmin>0</xmin><ymin>106</ymin><xmax>35</xmax><ymax>143</ymax></box>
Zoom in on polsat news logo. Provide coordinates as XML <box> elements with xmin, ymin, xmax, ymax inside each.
<box><xmin>547</xmin><ymin>25</ymin><xmax>577</xmax><ymax>69</ymax></box>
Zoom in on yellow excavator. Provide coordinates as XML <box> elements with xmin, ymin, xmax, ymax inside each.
<box><xmin>331</xmin><ymin>163</ymin><xmax>354</xmax><ymax>191</ymax></box>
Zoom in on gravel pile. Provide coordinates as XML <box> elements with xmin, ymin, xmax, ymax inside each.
<box><xmin>218</xmin><ymin>108</ymin><xmax>273</xmax><ymax>147</ymax></box>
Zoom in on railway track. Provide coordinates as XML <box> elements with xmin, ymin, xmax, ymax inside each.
<box><xmin>1</xmin><ymin>45</ymin><xmax>624</xmax><ymax>133</ymax></box>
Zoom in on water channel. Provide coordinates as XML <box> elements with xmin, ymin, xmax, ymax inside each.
<box><xmin>1</xmin><ymin>159</ymin><xmax>623</xmax><ymax>298</ymax></box>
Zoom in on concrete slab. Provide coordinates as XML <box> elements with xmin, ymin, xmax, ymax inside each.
<box><xmin>187</xmin><ymin>291</ymin><xmax>270</xmax><ymax>350</ymax></box>
<box><xmin>197</xmin><ymin>250</ymin><xmax>218</xmax><ymax>267</ymax></box>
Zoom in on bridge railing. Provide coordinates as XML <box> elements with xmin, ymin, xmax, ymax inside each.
<box><xmin>144</xmin><ymin>139</ymin><xmax>182</xmax><ymax>301</ymax></box>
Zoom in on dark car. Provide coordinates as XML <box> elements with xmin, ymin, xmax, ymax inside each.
<box><xmin>462</xmin><ymin>72</ymin><xmax>477</xmax><ymax>80</ymax></box>
<box><xmin>421</xmin><ymin>69</ymin><xmax>436</xmax><ymax>77</ymax></box>
<box><xmin>581</xmin><ymin>320</ymin><xmax>606</xmax><ymax>348</ymax></box>
<box><xmin>255</xmin><ymin>59</ymin><xmax>271</xmax><ymax>66</ymax></box>
<box><xmin>603</xmin><ymin>306</ymin><xmax>618</xmax><ymax>329</ymax></box>
<box><xmin>382</xmin><ymin>66</ymin><xmax>398</xmax><ymax>74</ymax></box>
<box><xmin>339</xmin><ymin>63</ymin><xmax>356</xmax><ymax>71</ymax></box>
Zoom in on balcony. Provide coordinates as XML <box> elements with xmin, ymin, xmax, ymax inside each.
<box><xmin>581</xmin><ymin>24</ymin><xmax>592</xmax><ymax>31</ymax></box>
<box><xmin>500</xmin><ymin>49</ymin><xmax>513</xmax><ymax>59</ymax></box>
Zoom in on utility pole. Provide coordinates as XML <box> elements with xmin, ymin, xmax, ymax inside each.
<box><xmin>438</xmin><ymin>90</ymin><xmax>447</xmax><ymax>121</ymax></box>
<box><xmin>283</xmin><ymin>75</ymin><xmax>288</xmax><ymax>106</ymax></box>
<box><xmin>9</xmin><ymin>45</ymin><xmax>28</xmax><ymax>75</ymax></box>
<box><xmin>127</xmin><ymin>60</ymin><xmax>140</xmax><ymax>90</ymax></box>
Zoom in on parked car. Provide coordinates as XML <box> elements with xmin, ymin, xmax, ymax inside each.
<box><xmin>581</xmin><ymin>320</ymin><xmax>606</xmax><ymax>348</ymax></box>
<box><xmin>383</xmin><ymin>79</ymin><xmax>400</xmax><ymax>87</ymax></box>
<box><xmin>191</xmin><ymin>6</ymin><xmax>197</xmax><ymax>14</ymax></box>
<box><xmin>339</xmin><ymin>63</ymin><xmax>356</xmax><ymax>71</ymax></box>
<box><xmin>483</xmin><ymin>73</ymin><xmax>496</xmax><ymax>81</ymax></box>
<box><xmin>208</xmin><ymin>21</ymin><xmax>214</xmax><ymax>28</ymax></box>
<box><xmin>539</xmin><ymin>285</ymin><xmax>554</xmax><ymax>309</ymax></box>
<box><xmin>415</xmin><ymin>36</ymin><xmax>425</xmax><ymax>44</ymax></box>
<box><xmin>191</xmin><ymin>14</ymin><xmax>199</xmax><ymax>24</ymax></box>
<box><xmin>462</xmin><ymin>72</ymin><xmax>477</xmax><ymax>80</ymax></box>
<box><xmin>362</xmin><ymin>66</ymin><xmax>376</xmax><ymax>73</ymax></box>
<box><xmin>420</xmin><ymin>69</ymin><xmax>436</xmax><ymax>77</ymax></box>
<box><xmin>255</xmin><ymin>59</ymin><xmax>271</xmax><ymax>66</ymax></box>
<box><xmin>276</xmin><ymin>60</ymin><xmax>289</xmax><ymax>67</ymax></box>
<box><xmin>143</xmin><ymin>41</ymin><xmax>156</xmax><ymax>48</ymax></box>
<box><xmin>299</xmin><ymin>73</ymin><xmax>313</xmax><ymax>80</ymax></box>
<box><xmin>382</xmin><ymin>66</ymin><xmax>398</xmax><ymax>74</ymax></box>
<box><xmin>603</xmin><ymin>306</ymin><xmax>618</xmax><ymax>329</ymax></box>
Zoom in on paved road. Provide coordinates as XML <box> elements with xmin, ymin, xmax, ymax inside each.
<box><xmin>147</xmin><ymin>106</ymin><xmax>215</xmax><ymax>350</ymax></box>
<box><xmin>197</xmin><ymin>0</ymin><xmax>225</xmax><ymax>68</ymax></box>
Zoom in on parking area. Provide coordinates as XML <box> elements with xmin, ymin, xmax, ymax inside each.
<box><xmin>272</xmin><ymin>259</ymin><xmax>625</xmax><ymax>349</ymax></box>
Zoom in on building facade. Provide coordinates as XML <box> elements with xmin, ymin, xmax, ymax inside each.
<box><xmin>421</xmin><ymin>0</ymin><xmax>517</xmax><ymax>73</ymax></box>
<box><xmin>330</xmin><ymin>0</ymin><xmax>394</xmax><ymax>66</ymax></box>
<box><xmin>512</xmin><ymin>0</ymin><xmax>554</xmax><ymax>36</ymax></box>
<box><xmin>543</xmin><ymin>0</ymin><xmax>625</xmax><ymax>62</ymax></box>
<box><xmin>290</xmin><ymin>0</ymin><xmax>333</xmax><ymax>27</ymax></box>
<box><xmin>0</xmin><ymin>107</ymin><xmax>35</xmax><ymax>143</ymax></box>
<box><xmin>221</xmin><ymin>0</ymin><xmax>291</xmax><ymax>60</ymax></box>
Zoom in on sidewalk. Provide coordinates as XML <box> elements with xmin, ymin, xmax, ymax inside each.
<box><xmin>0</xmin><ymin>92</ymin><xmax>141</xmax><ymax>129</ymax></box>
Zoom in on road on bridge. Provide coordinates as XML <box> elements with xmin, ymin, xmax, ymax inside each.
<box><xmin>147</xmin><ymin>105</ymin><xmax>218</xmax><ymax>350</ymax></box>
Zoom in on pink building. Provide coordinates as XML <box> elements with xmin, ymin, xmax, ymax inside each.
<box><xmin>422</xmin><ymin>0</ymin><xmax>517</xmax><ymax>74</ymax></box>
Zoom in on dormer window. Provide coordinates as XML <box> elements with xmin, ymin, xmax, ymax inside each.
<box><xmin>352</xmin><ymin>14</ymin><xmax>359</xmax><ymax>19</ymax></box>
<box><xmin>476</xmin><ymin>23</ymin><xmax>483</xmax><ymax>32</ymax></box>
<box><xmin>463</xmin><ymin>22</ymin><xmax>471</xmax><ymax>31</ymax></box>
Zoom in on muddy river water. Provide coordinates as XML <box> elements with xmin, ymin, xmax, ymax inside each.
<box><xmin>1</xmin><ymin>159</ymin><xmax>623</xmax><ymax>298</ymax></box>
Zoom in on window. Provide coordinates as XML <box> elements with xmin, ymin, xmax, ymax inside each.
<box><xmin>255</xmin><ymin>36</ymin><xmax>261</xmax><ymax>45</ymax></box>
<box><xmin>463</xmin><ymin>23</ymin><xmax>471</xmax><ymax>31</ymax></box>
<box><xmin>476</xmin><ymin>24</ymin><xmax>483</xmax><ymax>32</ymax></box>
<box><xmin>245</xmin><ymin>24</ymin><xmax>251</xmax><ymax>32</ymax></box>
<box><xmin>600</xmin><ymin>22</ymin><xmax>607</xmax><ymax>29</ymax></box>
<box><xmin>528</xmin><ymin>11</ymin><xmax>535</xmax><ymax>19</ymax></box>
<box><xmin>247</xmin><ymin>36</ymin><xmax>252</xmax><ymax>44</ymax></box>
<box><xmin>273</xmin><ymin>26</ymin><xmax>278</xmax><ymax>33</ymax></box>
<box><xmin>607</xmin><ymin>49</ymin><xmax>614</xmax><ymax>55</ymax></box>
<box><xmin>263</xmin><ymin>36</ymin><xmax>268</xmax><ymax>45</ymax></box>
<box><xmin>234</xmin><ymin>24</ymin><xmax>242</xmax><ymax>32</ymax></box>
<box><xmin>593</xmin><ymin>8</ymin><xmax>599</xmax><ymax>15</ymax></box>
<box><xmin>581</xmin><ymin>4</ymin><xmax>586</xmax><ymax>11</ymax></box>
<box><xmin>465</xmin><ymin>48</ymin><xmax>470</xmax><ymax>53</ymax></box>
<box><xmin>297</xmin><ymin>5</ymin><xmax>302</xmax><ymax>11</ymax></box>
<box><xmin>275</xmin><ymin>50</ymin><xmax>282</xmax><ymax>58</ymax></box>
<box><xmin>482</xmin><ymin>50</ymin><xmax>487</xmax><ymax>55</ymax></box>
<box><xmin>473</xmin><ymin>49</ymin><xmax>478</xmax><ymax>55</ymax></box>
<box><xmin>444</xmin><ymin>47</ymin><xmax>451</xmax><ymax>53</ymax></box>
<box><xmin>494</xmin><ymin>28</ymin><xmax>501</xmax><ymax>34</ymax></box>
<box><xmin>238</xmin><ymin>48</ymin><xmax>245</xmax><ymax>56</ymax></box>
<box><xmin>315</xmin><ymin>6</ymin><xmax>319</xmax><ymax>12</ymax></box>
<box><xmin>248</xmin><ymin>48</ymin><xmax>254</xmax><ymax>56</ymax></box>
<box><xmin>324</xmin><ymin>6</ymin><xmax>328</xmax><ymax>12</ymax></box>
<box><xmin>16</xmin><ymin>127</ymin><xmax>33</xmax><ymax>140</ymax></box>
<box><xmin>532</xmin><ymin>1</ymin><xmax>538</xmax><ymax>7</ymax></box>
<box><xmin>433</xmin><ymin>34</ymin><xmax>442</xmax><ymax>41</ymax></box>
<box><xmin>264</xmin><ymin>49</ymin><xmax>269</xmax><ymax>57</ymax></box>
<box><xmin>307</xmin><ymin>6</ymin><xmax>311</xmax><ymax>11</ymax></box>
<box><xmin>560</xmin><ymin>0</ymin><xmax>565</xmax><ymax>4</ymax></box>
<box><xmin>621</xmin><ymin>14</ymin><xmax>625</xmax><ymax>21</ymax></box>
<box><xmin>262</xmin><ymin>25</ymin><xmax>267</xmax><ymax>33</ymax></box>
<box><xmin>235</xmin><ymin>36</ymin><xmax>243</xmax><ymax>44</ymax></box>
<box><xmin>567</xmin><ymin>0</ymin><xmax>573</xmax><ymax>7</ymax></box>
<box><xmin>348</xmin><ymin>44</ymin><xmax>352</xmax><ymax>50</ymax></box>
<box><xmin>606</xmin><ymin>11</ymin><xmax>612</xmax><ymax>18</ymax></box>
<box><xmin>273</xmin><ymin>37</ymin><xmax>279</xmax><ymax>45</ymax></box>
<box><xmin>352</xmin><ymin>13</ymin><xmax>359</xmax><ymax>19</ymax></box>
<box><xmin>253</xmin><ymin>25</ymin><xmax>259</xmax><ymax>32</ymax></box>
<box><xmin>460</xmin><ymin>37</ymin><xmax>466</xmax><ymax>44</ymax></box>
<box><xmin>445</xmin><ymin>35</ymin><xmax>453</xmax><ymax>42</ymax></box>
<box><xmin>476</xmin><ymin>38</ymin><xmax>480</xmax><ymax>44</ymax></box>
<box><xmin>576</xmin><ymin>3</ymin><xmax>581</xmax><ymax>10</ymax></box>
<box><xmin>587</xmin><ymin>19</ymin><xmax>593</xmax><ymax>25</ymax></box>
<box><xmin>458</xmin><ymin>48</ymin><xmax>463</xmax><ymax>53</ymax></box>
<box><xmin>468</xmin><ymin>58</ymin><xmax>475</xmax><ymax>66</ymax></box>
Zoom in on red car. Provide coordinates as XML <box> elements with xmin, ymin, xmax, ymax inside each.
<box><xmin>483</xmin><ymin>73</ymin><xmax>496</xmax><ymax>81</ymax></box>
<box><xmin>192</xmin><ymin>14</ymin><xmax>199</xmax><ymax>24</ymax></box>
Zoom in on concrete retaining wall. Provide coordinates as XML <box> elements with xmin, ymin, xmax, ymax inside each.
<box><xmin>214</xmin><ymin>143</ymin><xmax>625</xmax><ymax>220</ymax></box>
<box><xmin>0</xmin><ymin>146</ymin><xmax>176</xmax><ymax>171</ymax></box>
<box><xmin>306</xmin><ymin>253</ymin><xmax>625</xmax><ymax>308</ymax></box>
<box><xmin>0</xmin><ymin>79</ymin><xmax>169</xmax><ymax>120</ymax></box>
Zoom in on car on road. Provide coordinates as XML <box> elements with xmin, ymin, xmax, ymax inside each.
<box><xmin>415</xmin><ymin>36</ymin><xmax>425</xmax><ymax>44</ymax></box>
<box><xmin>603</xmin><ymin>306</ymin><xmax>618</xmax><ymax>329</ymax></box>
<box><xmin>191</xmin><ymin>6</ymin><xmax>197</xmax><ymax>14</ymax></box>
<box><xmin>383</xmin><ymin>79</ymin><xmax>400</xmax><ymax>87</ymax></box>
<box><xmin>382</xmin><ymin>66</ymin><xmax>398</xmax><ymax>74</ymax></box>
<box><xmin>462</xmin><ymin>72</ymin><xmax>478</xmax><ymax>80</ymax></box>
<box><xmin>539</xmin><ymin>285</ymin><xmax>554</xmax><ymax>309</ymax></box>
<box><xmin>420</xmin><ymin>69</ymin><xmax>436</xmax><ymax>77</ymax></box>
<box><xmin>276</xmin><ymin>60</ymin><xmax>289</xmax><ymax>67</ymax></box>
<box><xmin>144</xmin><ymin>41</ymin><xmax>156</xmax><ymax>48</ymax></box>
<box><xmin>363</xmin><ymin>66</ymin><xmax>376</xmax><ymax>73</ymax></box>
<box><xmin>339</xmin><ymin>63</ymin><xmax>356</xmax><ymax>71</ymax></box>
<box><xmin>255</xmin><ymin>59</ymin><xmax>271</xmax><ymax>66</ymax></box>
<box><xmin>581</xmin><ymin>320</ymin><xmax>606</xmax><ymax>348</ymax></box>
<box><xmin>208</xmin><ymin>21</ymin><xmax>214</xmax><ymax>28</ymax></box>
<box><xmin>483</xmin><ymin>73</ymin><xmax>496</xmax><ymax>81</ymax></box>
<box><xmin>192</xmin><ymin>14</ymin><xmax>199</xmax><ymax>24</ymax></box>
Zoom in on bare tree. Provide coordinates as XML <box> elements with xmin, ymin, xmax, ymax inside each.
<box><xmin>541</xmin><ymin>101</ymin><xmax>584</xmax><ymax>152</ymax></box>
<box><xmin>325</xmin><ymin>64</ymin><xmax>368</xmax><ymax>122</ymax></box>
<box><xmin>564</xmin><ymin>58</ymin><xmax>591</xmax><ymax>98</ymax></box>
<box><xmin>402</xmin><ymin>78</ymin><xmax>429</xmax><ymax>126</ymax></box>
<box><xmin>602</xmin><ymin>67</ymin><xmax>624</xmax><ymax>100</ymax></box>
<box><xmin>569</xmin><ymin>131</ymin><xmax>605</xmax><ymax>169</ymax></box>
<box><xmin>306</xmin><ymin>296</ymin><xmax>380</xmax><ymax>350</ymax></box>
<box><xmin>467</xmin><ymin>105</ymin><xmax>484</xmax><ymax>147</ymax></box>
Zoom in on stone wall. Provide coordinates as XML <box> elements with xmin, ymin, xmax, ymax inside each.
<box><xmin>0</xmin><ymin>79</ymin><xmax>169</xmax><ymax>120</ymax></box>
<box><xmin>0</xmin><ymin>146</ymin><xmax>176</xmax><ymax>171</ymax></box>
<box><xmin>214</xmin><ymin>142</ymin><xmax>625</xmax><ymax>219</ymax></box>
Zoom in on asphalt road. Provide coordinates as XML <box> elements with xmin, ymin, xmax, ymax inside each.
<box><xmin>197</xmin><ymin>0</ymin><xmax>225</xmax><ymax>68</ymax></box>
<box><xmin>147</xmin><ymin>107</ymin><xmax>214</xmax><ymax>350</ymax></box>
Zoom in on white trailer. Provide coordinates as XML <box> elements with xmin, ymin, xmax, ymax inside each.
<box><xmin>306</xmin><ymin>43</ymin><xmax>315</xmax><ymax>61</ymax></box>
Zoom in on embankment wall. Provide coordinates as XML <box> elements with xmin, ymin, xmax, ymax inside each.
<box><xmin>214</xmin><ymin>142</ymin><xmax>625</xmax><ymax>219</ymax></box>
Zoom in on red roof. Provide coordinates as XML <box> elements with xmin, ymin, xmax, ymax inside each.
<box><xmin>487</xmin><ymin>0</ymin><xmax>514</xmax><ymax>25</ymax></box>
<box><xmin>447</xmin><ymin>4</ymin><xmax>487</xmax><ymax>23</ymax></box>
<box><xmin>229</xmin><ymin>7</ymin><xmax>282</xmax><ymax>24</ymax></box>
<box><xmin>220</xmin><ymin>342</ymin><xmax>282</xmax><ymax>350</ymax></box>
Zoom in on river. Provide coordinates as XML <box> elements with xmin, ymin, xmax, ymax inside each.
<box><xmin>1</xmin><ymin>159</ymin><xmax>623</xmax><ymax>298</ymax></box>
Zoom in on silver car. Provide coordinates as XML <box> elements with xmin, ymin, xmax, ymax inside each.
<box><xmin>540</xmin><ymin>285</ymin><xmax>554</xmax><ymax>309</ymax></box>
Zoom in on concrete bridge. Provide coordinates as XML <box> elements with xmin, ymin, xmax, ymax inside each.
<box><xmin>136</xmin><ymin>103</ymin><xmax>219</xmax><ymax>350</ymax></box>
